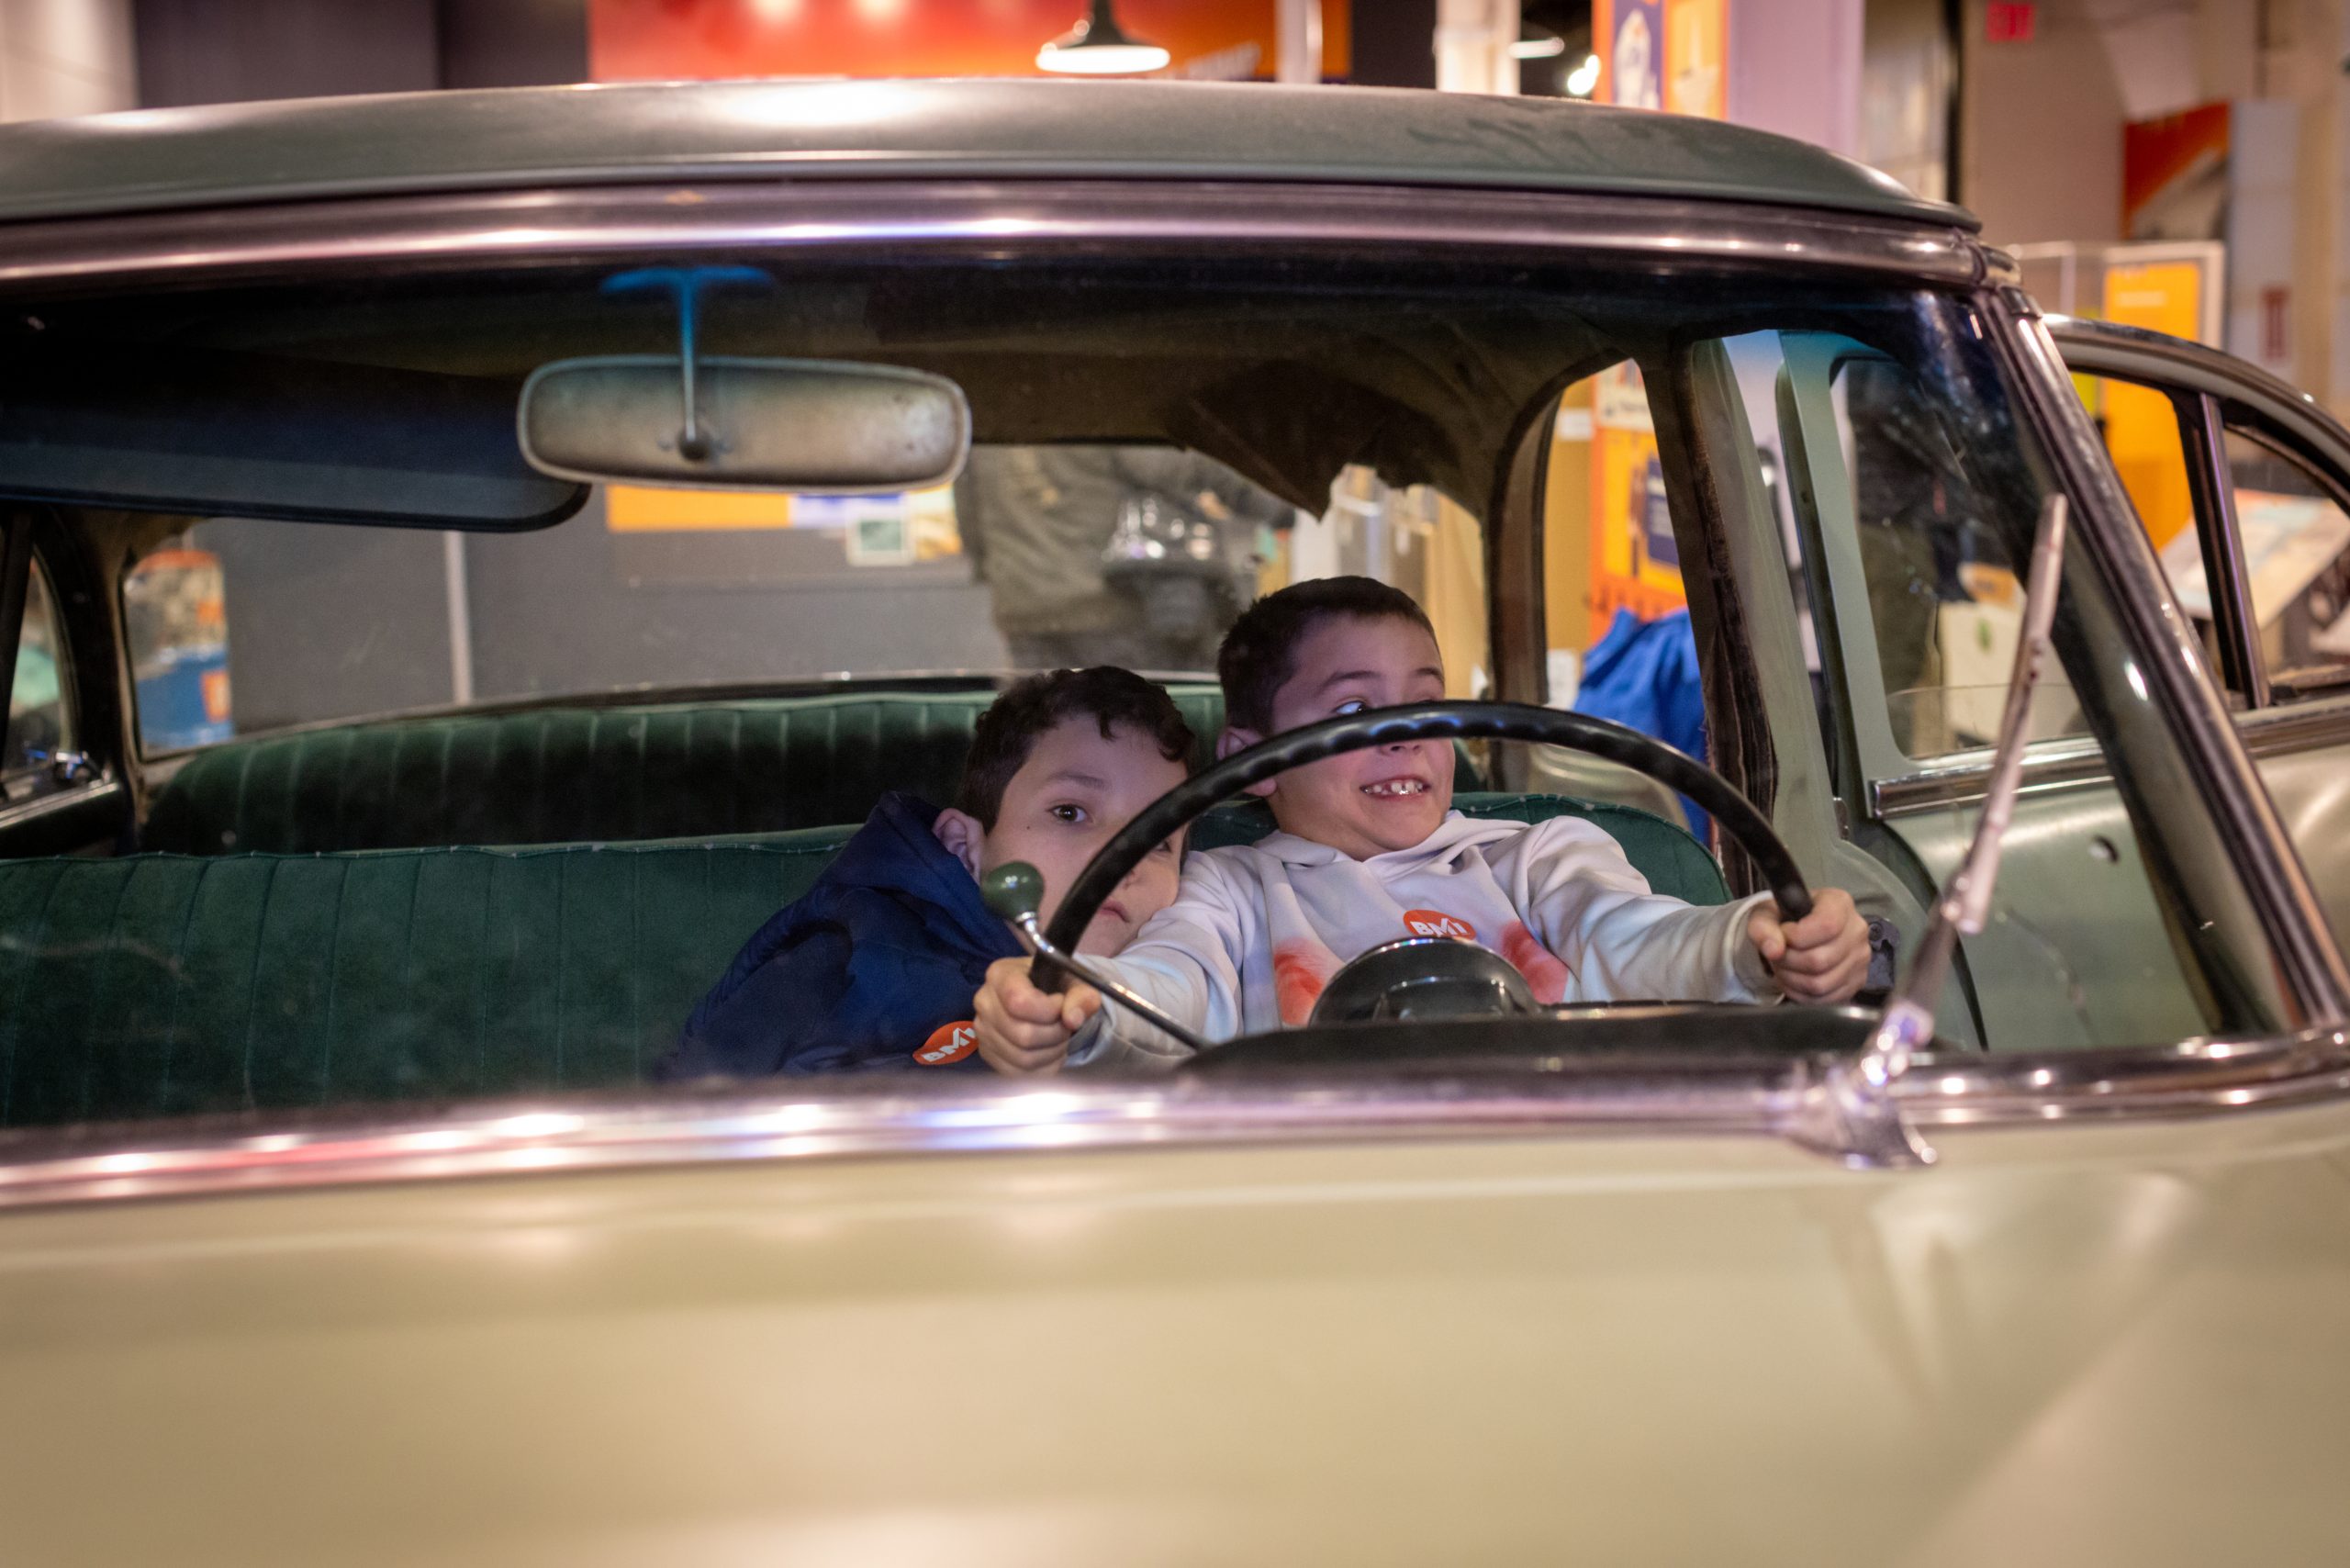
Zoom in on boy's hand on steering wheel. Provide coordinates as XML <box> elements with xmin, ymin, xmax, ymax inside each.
<box><xmin>1748</xmin><ymin>887</ymin><xmax>1871</xmax><ymax>1004</ymax></box>
<box><xmin>974</xmin><ymin>957</ymin><xmax>1104</xmax><ymax>1076</ymax></box>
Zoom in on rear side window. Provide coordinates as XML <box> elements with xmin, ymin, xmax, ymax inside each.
<box><xmin>4</xmin><ymin>559</ymin><xmax>73</xmax><ymax>794</ymax></box>
<box><xmin>2073</xmin><ymin>371</ymin><xmax>2350</xmax><ymax>709</ymax></box>
<box><xmin>2214</xmin><ymin>427</ymin><xmax>2350</xmax><ymax>701</ymax></box>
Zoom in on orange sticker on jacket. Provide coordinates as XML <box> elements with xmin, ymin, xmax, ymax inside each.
<box><xmin>914</xmin><ymin>1021</ymin><xmax>978</xmax><ymax>1066</ymax></box>
<box><xmin>1402</xmin><ymin>909</ymin><xmax>1477</xmax><ymax>942</ymax></box>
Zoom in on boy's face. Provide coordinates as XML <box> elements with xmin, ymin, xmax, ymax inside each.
<box><xmin>945</xmin><ymin>715</ymin><xmax>1191</xmax><ymax>958</ymax></box>
<box><xmin>1226</xmin><ymin>613</ymin><xmax>1451</xmax><ymax>859</ymax></box>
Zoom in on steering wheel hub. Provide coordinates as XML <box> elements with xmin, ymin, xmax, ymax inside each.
<box><xmin>1308</xmin><ymin>936</ymin><xmax>1540</xmax><ymax>1025</ymax></box>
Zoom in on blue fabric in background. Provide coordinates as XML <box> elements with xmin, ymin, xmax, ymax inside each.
<box><xmin>1570</xmin><ymin>608</ymin><xmax>1712</xmax><ymax>844</ymax></box>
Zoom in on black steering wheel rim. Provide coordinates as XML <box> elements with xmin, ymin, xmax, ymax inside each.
<box><xmin>1039</xmin><ymin>700</ymin><xmax>1809</xmax><ymax>969</ymax></box>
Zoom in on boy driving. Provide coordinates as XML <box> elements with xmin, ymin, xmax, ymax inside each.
<box><xmin>974</xmin><ymin>577</ymin><xmax>1871</xmax><ymax>1073</ymax></box>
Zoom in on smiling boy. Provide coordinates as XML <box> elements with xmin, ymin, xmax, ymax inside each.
<box><xmin>974</xmin><ymin>577</ymin><xmax>1871</xmax><ymax>1072</ymax></box>
<box><xmin>661</xmin><ymin>666</ymin><xmax>1192</xmax><ymax>1079</ymax></box>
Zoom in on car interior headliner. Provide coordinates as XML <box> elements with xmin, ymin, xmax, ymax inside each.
<box><xmin>7</xmin><ymin>260</ymin><xmax>1623</xmax><ymax>532</ymax></box>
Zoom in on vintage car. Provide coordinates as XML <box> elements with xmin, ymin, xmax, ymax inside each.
<box><xmin>4</xmin><ymin>79</ymin><xmax>2350</xmax><ymax>1562</ymax></box>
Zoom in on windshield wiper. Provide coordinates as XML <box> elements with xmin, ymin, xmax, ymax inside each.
<box><xmin>1796</xmin><ymin>494</ymin><xmax>2070</xmax><ymax>1169</ymax></box>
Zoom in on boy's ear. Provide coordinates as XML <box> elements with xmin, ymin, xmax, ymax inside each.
<box><xmin>1218</xmin><ymin>726</ymin><xmax>1279</xmax><ymax>800</ymax></box>
<box><xmin>932</xmin><ymin>808</ymin><xmax>986</xmax><ymax>878</ymax></box>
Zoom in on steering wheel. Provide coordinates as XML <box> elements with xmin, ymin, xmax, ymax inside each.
<box><xmin>1027</xmin><ymin>700</ymin><xmax>1810</xmax><ymax>1036</ymax></box>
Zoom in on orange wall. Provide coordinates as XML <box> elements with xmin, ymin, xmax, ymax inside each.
<box><xmin>590</xmin><ymin>0</ymin><xmax>1349</xmax><ymax>83</ymax></box>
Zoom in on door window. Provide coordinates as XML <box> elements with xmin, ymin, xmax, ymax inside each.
<box><xmin>4</xmin><ymin>560</ymin><xmax>73</xmax><ymax>801</ymax></box>
<box><xmin>2075</xmin><ymin>367</ymin><xmax>2350</xmax><ymax>709</ymax></box>
<box><xmin>1755</xmin><ymin>329</ymin><xmax>2210</xmax><ymax>1051</ymax></box>
<box><xmin>1833</xmin><ymin>354</ymin><xmax>2084</xmax><ymax>759</ymax></box>
<box><xmin>2214</xmin><ymin>427</ymin><xmax>2350</xmax><ymax>700</ymax></box>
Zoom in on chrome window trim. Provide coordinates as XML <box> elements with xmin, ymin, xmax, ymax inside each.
<box><xmin>0</xmin><ymin>774</ymin><xmax>120</xmax><ymax>834</ymax></box>
<box><xmin>2237</xmin><ymin>691</ymin><xmax>2350</xmax><ymax>751</ymax></box>
<box><xmin>1868</xmin><ymin>740</ymin><xmax>2107</xmax><ymax>816</ymax></box>
<box><xmin>1870</xmin><ymin>688</ymin><xmax>2350</xmax><ymax>816</ymax></box>
<box><xmin>0</xmin><ymin>1027</ymin><xmax>2344</xmax><ymax>1210</ymax></box>
<box><xmin>0</xmin><ymin>179</ymin><xmax>1985</xmax><ymax>291</ymax></box>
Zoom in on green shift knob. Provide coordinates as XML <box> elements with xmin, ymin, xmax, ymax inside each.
<box><xmin>980</xmin><ymin>861</ymin><xmax>1046</xmax><ymax>924</ymax></box>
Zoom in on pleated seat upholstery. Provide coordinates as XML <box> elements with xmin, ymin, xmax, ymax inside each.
<box><xmin>139</xmin><ymin>689</ymin><xmax>1493</xmax><ymax>857</ymax></box>
<box><xmin>0</xmin><ymin>834</ymin><xmax>852</xmax><ymax>1128</ymax></box>
<box><xmin>142</xmin><ymin>689</ymin><xmax>1234</xmax><ymax>855</ymax></box>
<box><xmin>0</xmin><ymin>794</ymin><xmax>1721</xmax><ymax>1130</ymax></box>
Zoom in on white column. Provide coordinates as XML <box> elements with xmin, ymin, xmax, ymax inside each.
<box><xmin>1726</xmin><ymin>0</ymin><xmax>1863</xmax><ymax>157</ymax></box>
<box><xmin>0</xmin><ymin>0</ymin><xmax>136</xmax><ymax>122</ymax></box>
<box><xmin>1276</xmin><ymin>0</ymin><xmax>1324</xmax><ymax>84</ymax></box>
<box><xmin>442</xmin><ymin>532</ymin><xmax>476</xmax><ymax>707</ymax></box>
<box><xmin>1435</xmin><ymin>0</ymin><xmax>1516</xmax><ymax>95</ymax></box>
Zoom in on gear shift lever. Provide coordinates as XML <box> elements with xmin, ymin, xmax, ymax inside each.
<box><xmin>980</xmin><ymin>862</ymin><xmax>1212</xmax><ymax>1055</ymax></box>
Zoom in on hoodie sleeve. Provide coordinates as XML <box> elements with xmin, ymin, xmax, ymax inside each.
<box><xmin>1510</xmin><ymin>818</ymin><xmax>1781</xmax><ymax>1004</ymax></box>
<box><xmin>1064</xmin><ymin>851</ymin><xmax>1259</xmax><ymax>1071</ymax></box>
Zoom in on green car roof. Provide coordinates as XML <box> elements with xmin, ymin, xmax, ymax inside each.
<box><xmin>0</xmin><ymin>78</ymin><xmax>1973</xmax><ymax>230</ymax></box>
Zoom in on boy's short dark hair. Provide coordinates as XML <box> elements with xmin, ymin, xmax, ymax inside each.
<box><xmin>1216</xmin><ymin>576</ymin><xmax>1437</xmax><ymax>734</ymax></box>
<box><xmin>955</xmin><ymin>666</ymin><xmax>1196</xmax><ymax>828</ymax></box>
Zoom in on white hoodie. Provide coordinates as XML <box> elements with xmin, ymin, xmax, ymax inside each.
<box><xmin>1070</xmin><ymin>811</ymin><xmax>1780</xmax><ymax>1070</ymax></box>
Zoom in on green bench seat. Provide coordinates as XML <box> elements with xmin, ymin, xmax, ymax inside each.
<box><xmin>140</xmin><ymin>688</ymin><xmax>1490</xmax><ymax>857</ymax></box>
<box><xmin>0</xmin><ymin>794</ymin><xmax>1723</xmax><ymax>1128</ymax></box>
<box><xmin>145</xmin><ymin>689</ymin><xmax>1217</xmax><ymax>855</ymax></box>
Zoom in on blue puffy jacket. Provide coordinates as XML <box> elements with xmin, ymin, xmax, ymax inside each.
<box><xmin>1571</xmin><ymin>608</ymin><xmax>1712</xmax><ymax>843</ymax></box>
<box><xmin>658</xmin><ymin>793</ymin><xmax>1022</xmax><ymax>1079</ymax></box>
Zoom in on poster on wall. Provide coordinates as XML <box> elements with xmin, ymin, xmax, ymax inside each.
<box><xmin>1593</xmin><ymin>0</ymin><xmax>1721</xmax><ymax>116</ymax></box>
<box><xmin>1585</xmin><ymin>362</ymin><xmax>1685</xmax><ymax>644</ymax></box>
<box><xmin>1593</xmin><ymin>0</ymin><xmax>1663</xmax><ymax>109</ymax></box>
<box><xmin>589</xmin><ymin>0</ymin><xmax>1350</xmax><ymax>84</ymax></box>
<box><xmin>2123</xmin><ymin>102</ymin><xmax>2229</xmax><ymax>243</ymax></box>
<box><xmin>2097</xmin><ymin>246</ymin><xmax>2221</xmax><ymax>553</ymax></box>
<box><xmin>1663</xmin><ymin>0</ymin><xmax>1725</xmax><ymax>118</ymax></box>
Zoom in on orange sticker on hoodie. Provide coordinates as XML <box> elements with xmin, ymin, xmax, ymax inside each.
<box><xmin>1402</xmin><ymin>909</ymin><xmax>1477</xmax><ymax>942</ymax></box>
<box><xmin>915</xmin><ymin>1022</ymin><xmax>978</xmax><ymax>1066</ymax></box>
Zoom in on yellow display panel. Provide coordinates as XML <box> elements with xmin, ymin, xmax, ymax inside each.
<box><xmin>605</xmin><ymin>486</ymin><xmax>795</xmax><ymax>532</ymax></box>
<box><xmin>2098</xmin><ymin>259</ymin><xmax>2209</xmax><ymax>551</ymax></box>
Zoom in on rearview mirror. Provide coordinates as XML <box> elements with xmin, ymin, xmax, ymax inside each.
<box><xmin>518</xmin><ymin>356</ymin><xmax>970</xmax><ymax>492</ymax></box>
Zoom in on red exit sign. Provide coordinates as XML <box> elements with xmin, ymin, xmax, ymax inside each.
<box><xmin>1986</xmin><ymin>1</ymin><xmax>2037</xmax><ymax>42</ymax></box>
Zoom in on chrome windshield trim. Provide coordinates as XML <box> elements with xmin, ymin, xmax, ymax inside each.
<box><xmin>0</xmin><ymin>179</ymin><xmax>1985</xmax><ymax>292</ymax></box>
<box><xmin>1</xmin><ymin>1028</ymin><xmax>2345</xmax><ymax>1210</ymax></box>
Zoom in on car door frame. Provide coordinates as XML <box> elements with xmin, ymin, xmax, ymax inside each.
<box><xmin>1761</xmin><ymin>325</ymin><xmax>2194</xmax><ymax>1050</ymax></box>
<box><xmin>2049</xmin><ymin>319</ymin><xmax>2350</xmax><ymax>908</ymax></box>
<box><xmin>2044</xmin><ymin>316</ymin><xmax>2350</xmax><ymax>712</ymax></box>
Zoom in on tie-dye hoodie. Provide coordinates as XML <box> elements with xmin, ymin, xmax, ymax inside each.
<box><xmin>1069</xmin><ymin>811</ymin><xmax>1778</xmax><ymax>1070</ymax></box>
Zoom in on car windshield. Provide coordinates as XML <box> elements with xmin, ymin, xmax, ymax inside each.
<box><xmin>123</xmin><ymin>442</ymin><xmax>1449</xmax><ymax>747</ymax></box>
<box><xmin>0</xmin><ymin>243</ymin><xmax>2289</xmax><ymax>1137</ymax></box>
